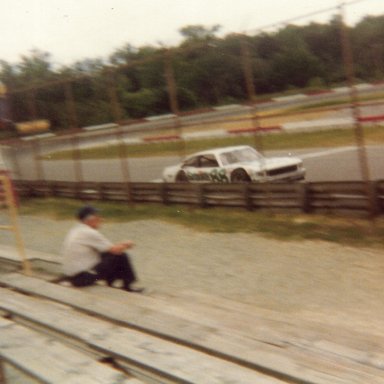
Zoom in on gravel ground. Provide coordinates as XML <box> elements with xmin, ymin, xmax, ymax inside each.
<box><xmin>1</xmin><ymin>215</ymin><xmax>384</xmax><ymax>336</ymax></box>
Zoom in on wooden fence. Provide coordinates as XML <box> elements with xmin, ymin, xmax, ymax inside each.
<box><xmin>13</xmin><ymin>179</ymin><xmax>384</xmax><ymax>217</ymax></box>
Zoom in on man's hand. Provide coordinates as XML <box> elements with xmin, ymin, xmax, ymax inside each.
<box><xmin>122</xmin><ymin>240</ymin><xmax>135</xmax><ymax>249</ymax></box>
<box><xmin>109</xmin><ymin>241</ymin><xmax>135</xmax><ymax>254</ymax></box>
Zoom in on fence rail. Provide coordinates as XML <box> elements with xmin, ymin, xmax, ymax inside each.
<box><xmin>14</xmin><ymin>180</ymin><xmax>384</xmax><ymax>217</ymax></box>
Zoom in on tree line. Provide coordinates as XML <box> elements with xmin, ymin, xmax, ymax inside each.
<box><xmin>0</xmin><ymin>15</ymin><xmax>383</xmax><ymax>133</ymax></box>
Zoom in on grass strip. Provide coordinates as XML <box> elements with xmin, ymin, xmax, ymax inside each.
<box><xmin>18</xmin><ymin>197</ymin><xmax>384</xmax><ymax>250</ymax></box>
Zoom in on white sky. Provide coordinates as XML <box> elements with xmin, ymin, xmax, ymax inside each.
<box><xmin>0</xmin><ymin>0</ymin><xmax>383</xmax><ymax>67</ymax></box>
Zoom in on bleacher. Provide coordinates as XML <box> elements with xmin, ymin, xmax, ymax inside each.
<box><xmin>1</xmin><ymin>250</ymin><xmax>384</xmax><ymax>383</ymax></box>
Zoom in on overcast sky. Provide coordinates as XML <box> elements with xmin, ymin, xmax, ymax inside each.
<box><xmin>1</xmin><ymin>0</ymin><xmax>383</xmax><ymax>67</ymax></box>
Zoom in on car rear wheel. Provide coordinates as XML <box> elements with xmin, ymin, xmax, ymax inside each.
<box><xmin>176</xmin><ymin>171</ymin><xmax>189</xmax><ymax>183</ymax></box>
<box><xmin>231</xmin><ymin>168</ymin><xmax>251</xmax><ymax>183</ymax></box>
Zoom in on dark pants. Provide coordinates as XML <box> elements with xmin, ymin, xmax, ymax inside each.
<box><xmin>70</xmin><ymin>252</ymin><xmax>136</xmax><ymax>290</ymax></box>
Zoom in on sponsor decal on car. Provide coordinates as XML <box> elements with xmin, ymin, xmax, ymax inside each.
<box><xmin>187</xmin><ymin>168</ymin><xmax>229</xmax><ymax>183</ymax></box>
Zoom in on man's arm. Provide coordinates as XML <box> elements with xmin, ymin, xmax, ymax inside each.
<box><xmin>108</xmin><ymin>240</ymin><xmax>134</xmax><ymax>255</ymax></box>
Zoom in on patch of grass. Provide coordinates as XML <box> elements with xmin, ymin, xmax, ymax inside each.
<box><xmin>296</xmin><ymin>93</ymin><xmax>384</xmax><ymax>111</ymax></box>
<box><xmin>18</xmin><ymin>197</ymin><xmax>384</xmax><ymax>250</ymax></box>
<box><xmin>45</xmin><ymin>125</ymin><xmax>379</xmax><ymax>161</ymax></box>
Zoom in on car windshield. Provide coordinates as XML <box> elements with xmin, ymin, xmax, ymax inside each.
<box><xmin>220</xmin><ymin>147</ymin><xmax>263</xmax><ymax>165</ymax></box>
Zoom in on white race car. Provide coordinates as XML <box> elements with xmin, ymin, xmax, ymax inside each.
<box><xmin>162</xmin><ymin>145</ymin><xmax>305</xmax><ymax>183</ymax></box>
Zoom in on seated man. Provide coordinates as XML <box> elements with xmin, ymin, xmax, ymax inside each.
<box><xmin>62</xmin><ymin>205</ymin><xmax>143</xmax><ymax>292</ymax></box>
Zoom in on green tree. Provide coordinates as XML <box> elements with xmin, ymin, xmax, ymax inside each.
<box><xmin>179</xmin><ymin>24</ymin><xmax>221</xmax><ymax>44</ymax></box>
<box><xmin>353</xmin><ymin>15</ymin><xmax>384</xmax><ymax>80</ymax></box>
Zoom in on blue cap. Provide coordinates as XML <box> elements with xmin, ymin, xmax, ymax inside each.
<box><xmin>77</xmin><ymin>206</ymin><xmax>99</xmax><ymax>221</ymax></box>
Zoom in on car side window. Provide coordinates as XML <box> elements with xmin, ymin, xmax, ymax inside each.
<box><xmin>221</xmin><ymin>152</ymin><xmax>236</xmax><ymax>165</ymax></box>
<box><xmin>183</xmin><ymin>156</ymin><xmax>199</xmax><ymax>167</ymax></box>
<box><xmin>199</xmin><ymin>155</ymin><xmax>219</xmax><ymax>168</ymax></box>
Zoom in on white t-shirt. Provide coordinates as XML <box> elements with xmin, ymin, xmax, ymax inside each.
<box><xmin>62</xmin><ymin>223</ymin><xmax>113</xmax><ymax>276</ymax></box>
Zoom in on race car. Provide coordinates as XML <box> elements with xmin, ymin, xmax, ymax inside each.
<box><xmin>162</xmin><ymin>145</ymin><xmax>305</xmax><ymax>183</ymax></box>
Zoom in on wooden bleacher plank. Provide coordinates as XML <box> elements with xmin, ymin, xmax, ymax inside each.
<box><xmin>88</xmin><ymin>285</ymin><xmax>285</xmax><ymax>338</ymax></box>
<box><xmin>82</xmin><ymin>286</ymin><xmax>384</xmax><ymax>376</ymax></box>
<box><xmin>0</xmin><ymin>244</ymin><xmax>61</xmax><ymax>275</ymax></box>
<box><xmin>0</xmin><ymin>318</ymin><xmax>140</xmax><ymax>384</ymax></box>
<box><xmin>83</xmin><ymin>285</ymin><xmax>384</xmax><ymax>375</ymax></box>
<box><xmin>0</xmin><ymin>288</ymin><xmax>283</xmax><ymax>384</ymax></box>
<box><xmin>1</xmin><ymin>274</ymin><xmax>384</xmax><ymax>383</ymax></box>
<box><xmin>152</xmin><ymin>289</ymin><xmax>384</xmax><ymax>370</ymax></box>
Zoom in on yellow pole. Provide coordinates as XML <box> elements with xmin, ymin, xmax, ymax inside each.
<box><xmin>0</xmin><ymin>175</ymin><xmax>31</xmax><ymax>275</ymax></box>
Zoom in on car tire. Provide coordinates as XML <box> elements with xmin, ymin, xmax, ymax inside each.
<box><xmin>176</xmin><ymin>171</ymin><xmax>189</xmax><ymax>183</ymax></box>
<box><xmin>231</xmin><ymin>168</ymin><xmax>251</xmax><ymax>183</ymax></box>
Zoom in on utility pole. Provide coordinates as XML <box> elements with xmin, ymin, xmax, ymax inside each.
<box><xmin>240</xmin><ymin>35</ymin><xmax>263</xmax><ymax>153</ymax></box>
<box><xmin>339</xmin><ymin>1</ymin><xmax>376</xmax><ymax>216</ymax></box>
<box><xmin>64</xmin><ymin>82</ymin><xmax>83</xmax><ymax>184</ymax></box>
<box><xmin>164</xmin><ymin>49</ymin><xmax>185</xmax><ymax>159</ymax></box>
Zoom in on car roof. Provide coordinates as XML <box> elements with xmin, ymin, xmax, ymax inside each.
<box><xmin>186</xmin><ymin>145</ymin><xmax>252</xmax><ymax>158</ymax></box>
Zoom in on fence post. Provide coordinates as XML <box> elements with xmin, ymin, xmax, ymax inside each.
<box><xmin>243</xmin><ymin>184</ymin><xmax>253</xmax><ymax>211</ymax></box>
<box><xmin>197</xmin><ymin>184</ymin><xmax>206</xmax><ymax>208</ymax></box>
<box><xmin>367</xmin><ymin>181</ymin><xmax>381</xmax><ymax>217</ymax></box>
<box><xmin>300</xmin><ymin>183</ymin><xmax>311</xmax><ymax>213</ymax></box>
<box><xmin>160</xmin><ymin>183</ymin><xmax>169</xmax><ymax>205</ymax></box>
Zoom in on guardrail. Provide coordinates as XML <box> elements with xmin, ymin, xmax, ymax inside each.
<box><xmin>14</xmin><ymin>180</ymin><xmax>384</xmax><ymax>217</ymax></box>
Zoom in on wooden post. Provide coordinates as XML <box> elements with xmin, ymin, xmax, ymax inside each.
<box><xmin>243</xmin><ymin>184</ymin><xmax>253</xmax><ymax>211</ymax></box>
<box><xmin>106</xmin><ymin>71</ymin><xmax>123</xmax><ymax>125</ymax></box>
<box><xmin>64</xmin><ymin>81</ymin><xmax>83</xmax><ymax>189</ymax></box>
<box><xmin>64</xmin><ymin>81</ymin><xmax>79</xmax><ymax>130</ymax></box>
<box><xmin>26</xmin><ymin>89</ymin><xmax>46</xmax><ymax>182</ymax></box>
<box><xmin>300</xmin><ymin>183</ymin><xmax>311</xmax><ymax>213</ymax></box>
<box><xmin>70</xmin><ymin>134</ymin><xmax>83</xmax><ymax>185</ymax></box>
<box><xmin>240</xmin><ymin>35</ymin><xmax>263</xmax><ymax>153</ymax></box>
<box><xmin>9</xmin><ymin>144</ymin><xmax>22</xmax><ymax>181</ymax></box>
<box><xmin>0</xmin><ymin>175</ymin><xmax>31</xmax><ymax>275</ymax></box>
<box><xmin>106</xmin><ymin>72</ymin><xmax>131</xmax><ymax>189</ymax></box>
<box><xmin>367</xmin><ymin>181</ymin><xmax>381</xmax><ymax>216</ymax></box>
<box><xmin>197</xmin><ymin>184</ymin><xmax>206</xmax><ymax>208</ymax></box>
<box><xmin>31</xmin><ymin>139</ymin><xmax>45</xmax><ymax>181</ymax></box>
<box><xmin>339</xmin><ymin>3</ymin><xmax>375</xmax><ymax>217</ymax></box>
<box><xmin>160</xmin><ymin>183</ymin><xmax>169</xmax><ymax>205</ymax></box>
<box><xmin>27</xmin><ymin>89</ymin><xmax>38</xmax><ymax>121</ymax></box>
<box><xmin>164</xmin><ymin>49</ymin><xmax>185</xmax><ymax>159</ymax></box>
<box><xmin>0</xmin><ymin>360</ymin><xmax>6</xmax><ymax>384</ymax></box>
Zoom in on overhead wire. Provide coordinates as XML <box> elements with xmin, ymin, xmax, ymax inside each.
<box><xmin>246</xmin><ymin>0</ymin><xmax>369</xmax><ymax>35</ymax></box>
<box><xmin>6</xmin><ymin>0</ymin><xmax>372</xmax><ymax>94</ymax></box>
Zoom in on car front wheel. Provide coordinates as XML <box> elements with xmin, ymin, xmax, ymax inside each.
<box><xmin>230</xmin><ymin>168</ymin><xmax>251</xmax><ymax>183</ymax></box>
<box><xmin>175</xmin><ymin>171</ymin><xmax>189</xmax><ymax>183</ymax></box>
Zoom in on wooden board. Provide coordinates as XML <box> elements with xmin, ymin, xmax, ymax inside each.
<box><xmin>1</xmin><ymin>273</ymin><xmax>384</xmax><ymax>383</ymax></box>
<box><xmin>89</xmin><ymin>286</ymin><xmax>384</xmax><ymax>374</ymax></box>
<box><xmin>0</xmin><ymin>318</ymin><xmax>141</xmax><ymax>384</ymax></box>
<box><xmin>158</xmin><ymin>290</ymin><xmax>384</xmax><ymax>365</ymax></box>
<box><xmin>0</xmin><ymin>288</ymin><xmax>283</xmax><ymax>384</ymax></box>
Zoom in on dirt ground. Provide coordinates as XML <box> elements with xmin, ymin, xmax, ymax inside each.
<box><xmin>1</xmin><ymin>215</ymin><xmax>384</xmax><ymax>337</ymax></box>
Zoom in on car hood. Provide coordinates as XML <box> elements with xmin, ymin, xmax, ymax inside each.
<box><xmin>238</xmin><ymin>157</ymin><xmax>302</xmax><ymax>170</ymax></box>
<box><xmin>163</xmin><ymin>164</ymin><xmax>182</xmax><ymax>174</ymax></box>
<box><xmin>264</xmin><ymin>156</ymin><xmax>302</xmax><ymax>168</ymax></box>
